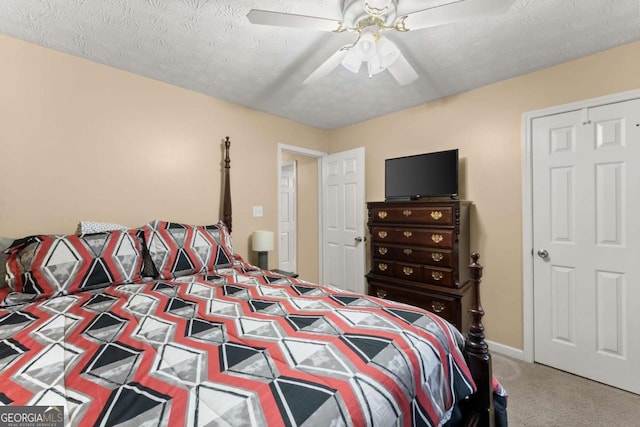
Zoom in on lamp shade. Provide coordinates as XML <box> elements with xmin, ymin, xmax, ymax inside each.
<box><xmin>252</xmin><ymin>230</ymin><xmax>274</xmax><ymax>252</ymax></box>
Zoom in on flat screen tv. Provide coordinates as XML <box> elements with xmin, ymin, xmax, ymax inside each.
<box><xmin>385</xmin><ymin>149</ymin><xmax>459</xmax><ymax>200</ymax></box>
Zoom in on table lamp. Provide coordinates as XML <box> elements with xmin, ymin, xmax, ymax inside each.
<box><xmin>252</xmin><ymin>230</ymin><xmax>274</xmax><ymax>270</ymax></box>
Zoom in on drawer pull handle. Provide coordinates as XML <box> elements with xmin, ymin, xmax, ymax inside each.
<box><xmin>431</xmin><ymin>253</ymin><xmax>443</xmax><ymax>262</ymax></box>
<box><xmin>403</xmin><ymin>267</ymin><xmax>414</xmax><ymax>276</ymax></box>
<box><xmin>403</xmin><ymin>248</ymin><xmax>413</xmax><ymax>256</ymax></box>
<box><xmin>430</xmin><ymin>211</ymin><xmax>443</xmax><ymax>220</ymax></box>
<box><xmin>378</xmin><ymin>231</ymin><xmax>388</xmax><ymax>239</ymax></box>
<box><xmin>378</xmin><ymin>263</ymin><xmax>388</xmax><ymax>271</ymax></box>
<box><xmin>378</xmin><ymin>247</ymin><xmax>388</xmax><ymax>255</ymax></box>
<box><xmin>403</xmin><ymin>210</ymin><xmax>412</xmax><ymax>217</ymax></box>
<box><xmin>431</xmin><ymin>272</ymin><xmax>444</xmax><ymax>281</ymax></box>
<box><xmin>431</xmin><ymin>234</ymin><xmax>444</xmax><ymax>243</ymax></box>
<box><xmin>376</xmin><ymin>289</ymin><xmax>387</xmax><ymax>298</ymax></box>
<box><xmin>403</xmin><ymin>231</ymin><xmax>413</xmax><ymax>238</ymax></box>
<box><xmin>431</xmin><ymin>301</ymin><xmax>445</xmax><ymax>313</ymax></box>
<box><xmin>378</xmin><ymin>211</ymin><xmax>388</xmax><ymax>219</ymax></box>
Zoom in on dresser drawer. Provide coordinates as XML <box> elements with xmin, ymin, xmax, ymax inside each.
<box><xmin>371</xmin><ymin>260</ymin><xmax>395</xmax><ymax>276</ymax></box>
<box><xmin>367</xmin><ymin>282</ymin><xmax>458</xmax><ymax>327</ymax></box>
<box><xmin>372</xmin><ymin>243</ymin><xmax>454</xmax><ymax>268</ymax></box>
<box><xmin>371</xmin><ymin>227</ymin><xmax>454</xmax><ymax>248</ymax></box>
<box><xmin>424</xmin><ymin>266</ymin><xmax>455</xmax><ymax>287</ymax></box>
<box><xmin>371</xmin><ymin>206</ymin><xmax>454</xmax><ymax>226</ymax></box>
<box><xmin>394</xmin><ymin>262</ymin><xmax>423</xmax><ymax>281</ymax></box>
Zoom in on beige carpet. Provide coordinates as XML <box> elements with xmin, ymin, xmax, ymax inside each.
<box><xmin>491</xmin><ymin>354</ymin><xmax>640</xmax><ymax>426</ymax></box>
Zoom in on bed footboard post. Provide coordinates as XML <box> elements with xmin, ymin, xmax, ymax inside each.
<box><xmin>222</xmin><ymin>136</ymin><xmax>232</xmax><ymax>233</ymax></box>
<box><xmin>465</xmin><ymin>253</ymin><xmax>494</xmax><ymax>427</ymax></box>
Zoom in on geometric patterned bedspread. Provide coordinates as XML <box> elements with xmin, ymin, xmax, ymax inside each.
<box><xmin>0</xmin><ymin>265</ymin><xmax>476</xmax><ymax>426</ymax></box>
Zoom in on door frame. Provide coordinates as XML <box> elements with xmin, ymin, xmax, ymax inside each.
<box><xmin>521</xmin><ymin>88</ymin><xmax>640</xmax><ymax>363</ymax></box>
<box><xmin>277</xmin><ymin>143</ymin><xmax>327</xmax><ymax>281</ymax></box>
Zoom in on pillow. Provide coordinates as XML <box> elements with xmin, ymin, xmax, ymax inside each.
<box><xmin>76</xmin><ymin>221</ymin><xmax>129</xmax><ymax>234</ymax></box>
<box><xmin>75</xmin><ymin>221</ymin><xmax>157</xmax><ymax>278</ymax></box>
<box><xmin>0</xmin><ymin>236</ymin><xmax>16</xmax><ymax>289</ymax></box>
<box><xmin>5</xmin><ymin>230</ymin><xmax>144</xmax><ymax>298</ymax></box>
<box><xmin>143</xmin><ymin>220</ymin><xmax>234</xmax><ymax>279</ymax></box>
<box><xmin>207</xmin><ymin>222</ymin><xmax>235</xmax><ymax>260</ymax></box>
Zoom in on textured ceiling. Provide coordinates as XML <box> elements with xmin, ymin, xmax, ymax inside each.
<box><xmin>1</xmin><ymin>0</ymin><xmax>639</xmax><ymax>129</ymax></box>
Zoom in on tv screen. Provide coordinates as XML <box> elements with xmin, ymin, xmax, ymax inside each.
<box><xmin>385</xmin><ymin>149</ymin><xmax>459</xmax><ymax>200</ymax></box>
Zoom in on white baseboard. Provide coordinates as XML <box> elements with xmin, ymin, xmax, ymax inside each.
<box><xmin>486</xmin><ymin>340</ymin><xmax>525</xmax><ymax>360</ymax></box>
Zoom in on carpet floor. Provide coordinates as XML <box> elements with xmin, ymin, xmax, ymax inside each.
<box><xmin>491</xmin><ymin>353</ymin><xmax>640</xmax><ymax>426</ymax></box>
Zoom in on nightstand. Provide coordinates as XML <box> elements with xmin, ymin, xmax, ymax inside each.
<box><xmin>271</xmin><ymin>269</ymin><xmax>299</xmax><ymax>278</ymax></box>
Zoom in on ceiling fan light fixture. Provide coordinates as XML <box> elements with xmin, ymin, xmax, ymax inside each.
<box><xmin>354</xmin><ymin>32</ymin><xmax>377</xmax><ymax>61</ymax></box>
<box><xmin>341</xmin><ymin>30</ymin><xmax>400</xmax><ymax>78</ymax></box>
<box><xmin>367</xmin><ymin>54</ymin><xmax>385</xmax><ymax>77</ymax></box>
<box><xmin>376</xmin><ymin>36</ymin><xmax>400</xmax><ymax>68</ymax></box>
<box><xmin>341</xmin><ymin>49</ymin><xmax>363</xmax><ymax>73</ymax></box>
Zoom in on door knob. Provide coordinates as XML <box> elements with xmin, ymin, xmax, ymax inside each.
<box><xmin>537</xmin><ymin>249</ymin><xmax>549</xmax><ymax>259</ymax></box>
<box><xmin>355</xmin><ymin>236</ymin><xmax>364</xmax><ymax>243</ymax></box>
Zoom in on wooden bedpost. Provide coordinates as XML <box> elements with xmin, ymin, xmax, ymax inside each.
<box><xmin>222</xmin><ymin>136</ymin><xmax>232</xmax><ymax>233</ymax></box>
<box><xmin>465</xmin><ymin>253</ymin><xmax>494</xmax><ymax>427</ymax></box>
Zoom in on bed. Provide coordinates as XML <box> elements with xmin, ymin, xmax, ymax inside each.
<box><xmin>0</xmin><ymin>137</ymin><xmax>500</xmax><ymax>426</ymax></box>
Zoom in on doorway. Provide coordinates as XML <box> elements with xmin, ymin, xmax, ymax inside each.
<box><xmin>277</xmin><ymin>144</ymin><xmax>366</xmax><ymax>290</ymax></box>
<box><xmin>278</xmin><ymin>144</ymin><xmax>325</xmax><ymax>282</ymax></box>
<box><xmin>279</xmin><ymin>161</ymin><xmax>297</xmax><ymax>274</ymax></box>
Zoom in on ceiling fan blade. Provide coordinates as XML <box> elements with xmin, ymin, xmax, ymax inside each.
<box><xmin>303</xmin><ymin>46</ymin><xmax>352</xmax><ymax>85</ymax></box>
<box><xmin>399</xmin><ymin>0</ymin><xmax>514</xmax><ymax>31</ymax></box>
<box><xmin>247</xmin><ymin>9</ymin><xmax>341</xmax><ymax>31</ymax></box>
<box><xmin>387</xmin><ymin>53</ymin><xmax>419</xmax><ymax>86</ymax></box>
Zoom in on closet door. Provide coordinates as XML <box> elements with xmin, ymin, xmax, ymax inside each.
<box><xmin>532</xmin><ymin>99</ymin><xmax>640</xmax><ymax>394</ymax></box>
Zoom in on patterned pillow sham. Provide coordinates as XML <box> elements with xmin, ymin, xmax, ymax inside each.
<box><xmin>208</xmin><ymin>221</ymin><xmax>235</xmax><ymax>260</ymax></box>
<box><xmin>1</xmin><ymin>236</ymin><xmax>15</xmax><ymax>289</ymax></box>
<box><xmin>74</xmin><ymin>221</ymin><xmax>158</xmax><ymax>278</ymax></box>
<box><xmin>5</xmin><ymin>230</ymin><xmax>144</xmax><ymax>297</ymax></box>
<box><xmin>143</xmin><ymin>220</ymin><xmax>234</xmax><ymax>279</ymax></box>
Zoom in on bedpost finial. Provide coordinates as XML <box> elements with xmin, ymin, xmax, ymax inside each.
<box><xmin>469</xmin><ymin>252</ymin><xmax>483</xmax><ymax>282</ymax></box>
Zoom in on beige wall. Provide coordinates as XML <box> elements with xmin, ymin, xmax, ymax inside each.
<box><xmin>0</xmin><ymin>35</ymin><xmax>330</xmax><ymax>262</ymax></box>
<box><xmin>2</xmin><ymin>32</ymin><xmax>639</xmax><ymax>350</ymax></box>
<box><xmin>329</xmin><ymin>40</ymin><xmax>640</xmax><ymax>349</ymax></box>
<box><xmin>281</xmin><ymin>153</ymin><xmax>319</xmax><ymax>282</ymax></box>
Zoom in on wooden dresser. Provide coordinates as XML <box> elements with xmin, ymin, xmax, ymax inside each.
<box><xmin>365</xmin><ymin>200</ymin><xmax>474</xmax><ymax>332</ymax></box>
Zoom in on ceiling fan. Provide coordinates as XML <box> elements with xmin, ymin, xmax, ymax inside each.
<box><xmin>247</xmin><ymin>0</ymin><xmax>514</xmax><ymax>86</ymax></box>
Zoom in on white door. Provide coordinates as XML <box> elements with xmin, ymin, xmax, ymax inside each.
<box><xmin>279</xmin><ymin>161</ymin><xmax>297</xmax><ymax>273</ymax></box>
<box><xmin>321</xmin><ymin>147</ymin><xmax>366</xmax><ymax>294</ymax></box>
<box><xmin>532</xmin><ymin>99</ymin><xmax>640</xmax><ymax>394</ymax></box>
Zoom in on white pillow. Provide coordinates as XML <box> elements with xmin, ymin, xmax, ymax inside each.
<box><xmin>76</xmin><ymin>221</ymin><xmax>129</xmax><ymax>234</ymax></box>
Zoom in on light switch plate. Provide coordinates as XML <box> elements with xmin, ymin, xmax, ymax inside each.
<box><xmin>252</xmin><ymin>206</ymin><xmax>263</xmax><ymax>217</ymax></box>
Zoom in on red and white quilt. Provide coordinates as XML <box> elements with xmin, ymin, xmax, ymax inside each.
<box><xmin>0</xmin><ymin>266</ymin><xmax>476</xmax><ymax>426</ymax></box>
<box><xmin>1</xmin><ymin>224</ymin><xmax>477</xmax><ymax>426</ymax></box>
